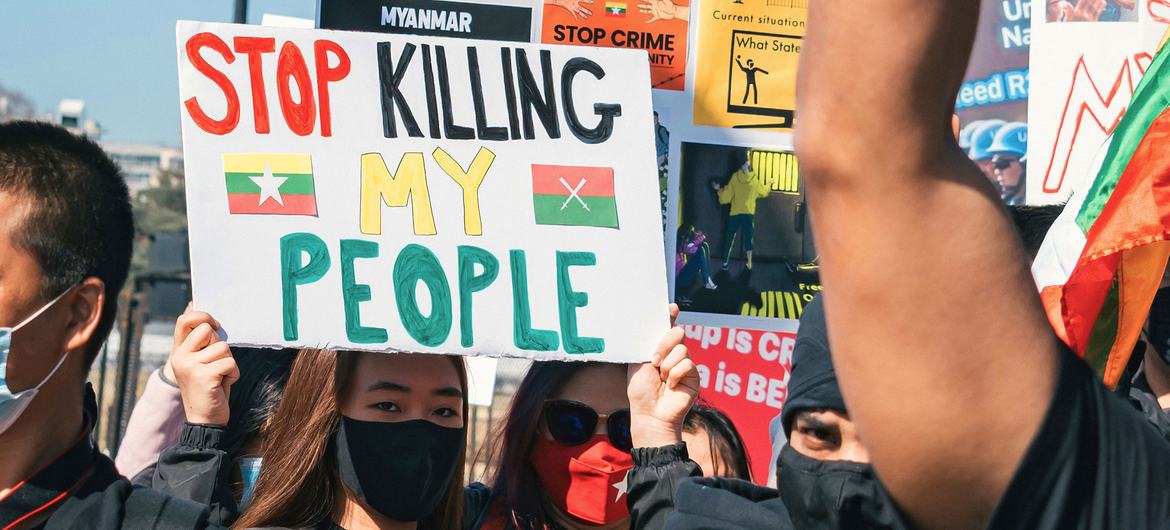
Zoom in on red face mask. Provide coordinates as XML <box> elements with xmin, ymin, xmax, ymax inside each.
<box><xmin>530</xmin><ymin>435</ymin><xmax>634</xmax><ymax>525</ymax></box>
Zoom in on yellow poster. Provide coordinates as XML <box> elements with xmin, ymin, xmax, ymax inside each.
<box><xmin>693</xmin><ymin>0</ymin><xmax>807</xmax><ymax>129</ymax></box>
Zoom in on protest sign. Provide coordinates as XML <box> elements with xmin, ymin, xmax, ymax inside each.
<box><xmin>176</xmin><ymin>21</ymin><xmax>669</xmax><ymax>362</ymax></box>
<box><xmin>683</xmin><ymin>322</ymin><xmax>795</xmax><ymax>484</ymax></box>
<box><xmin>692</xmin><ymin>0</ymin><xmax>806</xmax><ymax>129</ymax></box>
<box><xmin>541</xmin><ymin>0</ymin><xmax>690</xmax><ymax>90</ymax></box>
<box><xmin>673</xmin><ymin>140</ymin><xmax>819</xmax><ymax>320</ymax></box>
<box><xmin>1025</xmin><ymin>3</ymin><xmax>1167</xmax><ymax>203</ymax></box>
<box><xmin>318</xmin><ymin>0</ymin><xmax>535</xmax><ymax>43</ymax></box>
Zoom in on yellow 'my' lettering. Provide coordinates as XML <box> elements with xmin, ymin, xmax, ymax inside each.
<box><xmin>432</xmin><ymin>146</ymin><xmax>495</xmax><ymax>236</ymax></box>
<box><xmin>360</xmin><ymin>152</ymin><xmax>436</xmax><ymax>236</ymax></box>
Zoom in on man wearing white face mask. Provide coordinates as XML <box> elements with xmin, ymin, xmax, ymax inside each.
<box><xmin>0</xmin><ymin>122</ymin><xmax>214</xmax><ymax>529</ymax></box>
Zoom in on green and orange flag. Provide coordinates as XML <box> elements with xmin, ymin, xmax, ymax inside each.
<box><xmin>531</xmin><ymin>164</ymin><xmax>619</xmax><ymax>228</ymax></box>
<box><xmin>223</xmin><ymin>153</ymin><xmax>318</xmax><ymax>216</ymax></box>
<box><xmin>1032</xmin><ymin>38</ymin><xmax>1170</xmax><ymax>388</ymax></box>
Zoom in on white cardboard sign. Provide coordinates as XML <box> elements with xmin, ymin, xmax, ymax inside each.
<box><xmin>176</xmin><ymin>21</ymin><xmax>669</xmax><ymax>362</ymax></box>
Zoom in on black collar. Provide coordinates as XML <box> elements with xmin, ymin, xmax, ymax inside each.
<box><xmin>0</xmin><ymin>417</ymin><xmax>96</xmax><ymax>529</ymax></box>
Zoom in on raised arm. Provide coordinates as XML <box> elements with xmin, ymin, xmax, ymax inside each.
<box><xmin>794</xmin><ymin>2</ymin><xmax>1059</xmax><ymax>529</ymax></box>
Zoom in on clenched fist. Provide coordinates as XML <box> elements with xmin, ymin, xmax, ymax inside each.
<box><xmin>170</xmin><ymin>310</ymin><xmax>239</xmax><ymax>426</ymax></box>
<box><xmin>627</xmin><ymin>304</ymin><xmax>700</xmax><ymax>448</ymax></box>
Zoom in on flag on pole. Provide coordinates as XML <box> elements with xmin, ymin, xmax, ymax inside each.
<box><xmin>531</xmin><ymin>164</ymin><xmax>619</xmax><ymax>228</ymax></box>
<box><xmin>1032</xmin><ymin>40</ymin><xmax>1170</xmax><ymax>388</ymax></box>
<box><xmin>223</xmin><ymin>153</ymin><xmax>318</xmax><ymax>216</ymax></box>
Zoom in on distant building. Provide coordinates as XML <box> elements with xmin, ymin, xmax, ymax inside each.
<box><xmin>102</xmin><ymin>143</ymin><xmax>184</xmax><ymax>192</ymax></box>
<box><xmin>57</xmin><ymin>99</ymin><xmax>102</xmax><ymax>138</ymax></box>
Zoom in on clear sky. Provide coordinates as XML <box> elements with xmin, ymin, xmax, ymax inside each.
<box><xmin>0</xmin><ymin>0</ymin><xmax>317</xmax><ymax>146</ymax></box>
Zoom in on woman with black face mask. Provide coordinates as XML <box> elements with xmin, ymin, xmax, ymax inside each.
<box><xmin>159</xmin><ymin>317</ymin><xmax>471</xmax><ymax>530</ymax></box>
<box><xmin>232</xmin><ymin>348</ymin><xmax>469</xmax><ymax>529</ymax></box>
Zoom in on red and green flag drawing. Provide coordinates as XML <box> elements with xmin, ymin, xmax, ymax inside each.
<box><xmin>532</xmin><ymin>164</ymin><xmax>619</xmax><ymax>228</ymax></box>
<box><xmin>605</xmin><ymin>2</ymin><xmax>627</xmax><ymax>16</ymax></box>
<box><xmin>1032</xmin><ymin>39</ymin><xmax>1170</xmax><ymax>388</ymax></box>
<box><xmin>223</xmin><ymin>153</ymin><xmax>318</xmax><ymax>216</ymax></box>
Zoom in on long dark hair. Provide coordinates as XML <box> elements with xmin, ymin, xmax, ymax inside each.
<box><xmin>233</xmin><ymin>349</ymin><xmax>468</xmax><ymax>530</ymax></box>
<box><xmin>222</xmin><ymin>347</ymin><xmax>297</xmax><ymax>456</ymax></box>
<box><xmin>683</xmin><ymin>404</ymin><xmax>752</xmax><ymax>480</ymax></box>
<box><xmin>483</xmin><ymin>361</ymin><xmax>594</xmax><ymax>529</ymax></box>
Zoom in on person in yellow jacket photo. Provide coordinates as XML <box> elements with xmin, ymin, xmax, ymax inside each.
<box><xmin>712</xmin><ymin>148</ymin><xmax>770</xmax><ymax>270</ymax></box>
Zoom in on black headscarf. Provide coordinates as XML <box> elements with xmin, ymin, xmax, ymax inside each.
<box><xmin>780</xmin><ymin>294</ymin><xmax>846</xmax><ymax>437</ymax></box>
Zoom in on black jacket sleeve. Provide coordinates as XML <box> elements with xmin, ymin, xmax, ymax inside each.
<box><xmin>628</xmin><ymin>443</ymin><xmax>702</xmax><ymax>530</ymax></box>
<box><xmin>151</xmin><ymin>423</ymin><xmax>240</xmax><ymax>527</ymax></box>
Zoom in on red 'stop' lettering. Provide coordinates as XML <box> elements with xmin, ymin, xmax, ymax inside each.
<box><xmin>184</xmin><ymin>32</ymin><xmax>240</xmax><ymax>136</ymax></box>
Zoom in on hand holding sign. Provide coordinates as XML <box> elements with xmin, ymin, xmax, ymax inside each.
<box><xmin>171</xmin><ymin>310</ymin><xmax>239</xmax><ymax>426</ymax></box>
<box><xmin>177</xmin><ymin>22</ymin><xmax>667</xmax><ymax>363</ymax></box>
<box><xmin>628</xmin><ymin>304</ymin><xmax>700</xmax><ymax>448</ymax></box>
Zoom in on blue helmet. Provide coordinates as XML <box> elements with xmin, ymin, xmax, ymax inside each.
<box><xmin>958</xmin><ymin>121</ymin><xmax>983</xmax><ymax>151</ymax></box>
<box><xmin>967</xmin><ymin>120</ymin><xmax>1006</xmax><ymax>161</ymax></box>
<box><xmin>988</xmin><ymin>122</ymin><xmax>1027</xmax><ymax>160</ymax></box>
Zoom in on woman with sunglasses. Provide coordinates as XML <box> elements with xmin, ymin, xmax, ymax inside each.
<box><xmin>473</xmin><ymin>309</ymin><xmax>699</xmax><ymax>530</ymax></box>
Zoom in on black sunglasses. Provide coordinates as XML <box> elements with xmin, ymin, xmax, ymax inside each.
<box><xmin>543</xmin><ymin>400</ymin><xmax>632</xmax><ymax>452</ymax></box>
<box><xmin>992</xmin><ymin>156</ymin><xmax>1016</xmax><ymax>170</ymax></box>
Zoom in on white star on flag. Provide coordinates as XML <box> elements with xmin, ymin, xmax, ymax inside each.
<box><xmin>613</xmin><ymin>469</ymin><xmax>630</xmax><ymax>502</ymax></box>
<box><xmin>250</xmin><ymin>163</ymin><xmax>289</xmax><ymax>207</ymax></box>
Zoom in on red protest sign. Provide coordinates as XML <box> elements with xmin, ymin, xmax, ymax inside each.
<box><xmin>685</xmin><ymin>323</ymin><xmax>793</xmax><ymax>484</ymax></box>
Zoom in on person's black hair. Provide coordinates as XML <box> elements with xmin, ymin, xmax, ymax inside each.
<box><xmin>683</xmin><ymin>404</ymin><xmax>753</xmax><ymax>480</ymax></box>
<box><xmin>222</xmin><ymin>347</ymin><xmax>298</xmax><ymax>456</ymax></box>
<box><xmin>730</xmin><ymin>148</ymin><xmax>749</xmax><ymax>169</ymax></box>
<box><xmin>1008</xmin><ymin>203</ymin><xmax>1064</xmax><ymax>260</ymax></box>
<box><xmin>0</xmin><ymin>121</ymin><xmax>133</xmax><ymax>364</ymax></box>
<box><xmin>677</xmin><ymin>223</ymin><xmax>695</xmax><ymax>248</ymax></box>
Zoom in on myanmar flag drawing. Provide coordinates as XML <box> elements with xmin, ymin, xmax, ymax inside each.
<box><xmin>532</xmin><ymin>164</ymin><xmax>619</xmax><ymax>228</ymax></box>
<box><xmin>1032</xmin><ymin>37</ymin><xmax>1170</xmax><ymax>388</ymax></box>
<box><xmin>605</xmin><ymin>2</ymin><xmax>627</xmax><ymax>16</ymax></box>
<box><xmin>223</xmin><ymin>153</ymin><xmax>318</xmax><ymax>216</ymax></box>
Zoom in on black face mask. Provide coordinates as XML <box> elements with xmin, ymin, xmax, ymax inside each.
<box><xmin>1147</xmin><ymin>287</ymin><xmax>1170</xmax><ymax>366</ymax></box>
<box><xmin>332</xmin><ymin>416</ymin><xmax>463</xmax><ymax>522</ymax></box>
<box><xmin>777</xmin><ymin>444</ymin><xmax>900</xmax><ymax>530</ymax></box>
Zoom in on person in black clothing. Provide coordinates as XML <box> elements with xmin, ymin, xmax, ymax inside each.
<box><xmin>1124</xmin><ymin>287</ymin><xmax>1170</xmax><ymax>440</ymax></box>
<box><xmin>158</xmin><ymin>322</ymin><xmax>469</xmax><ymax>530</ymax></box>
<box><xmin>794</xmin><ymin>0</ymin><xmax>1170</xmax><ymax>526</ymax></box>
<box><xmin>0</xmin><ymin>121</ymin><xmax>211</xmax><ymax>529</ymax></box>
<box><xmin>630</xmin><ymin>1</ymin><xmax>1170</xmax><ymax>525</ymax></box>
<box><xmin>626</xmin><ymin>295</ymin><xmax>901</xmax><ymax>530</ymax></box>
<box><xmin>145</xmin><ymin>334</ymin><xmax>296</xmax><ymax>526</ymax></box>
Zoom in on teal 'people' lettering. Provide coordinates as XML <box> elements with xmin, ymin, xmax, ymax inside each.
<box><xmin>393</xmin><ymin>244</ymin><xmax>453</xmax><ymax>346</ymax></box>
<box><xmin>280</xmin><ymin>232</ymin><xmax>331</xmax><ymax>340</ymax></box>
<box><xmin>556</xmin><ymin>251</ymin><xmax>604</xmax><ymax>354</ymax></box>
<box><xmin>510</xmin><ymin>249</ymin><xmax>559</xmax><ymax>351</ymax></box>
<box><xmin>457</xmin><ymin>245</ymin><xmax>500</xmax><ymax>347</ymax></box>
<box><xmin>340</xmin><ymin>239</ymin><xmax>389</xmax><ymax>344</ymax></box>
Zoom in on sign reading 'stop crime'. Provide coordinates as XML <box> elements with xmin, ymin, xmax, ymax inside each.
<box><xmin>176</xmin><ymin>21</ymin><xmax>670</xmax><ymax>362</ymax></box>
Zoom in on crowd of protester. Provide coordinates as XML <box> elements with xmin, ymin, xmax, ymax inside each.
<box><xmin>6</xmin><ymin>0</ymin><xmax>1170</xmax><ymax>528</ymax></box>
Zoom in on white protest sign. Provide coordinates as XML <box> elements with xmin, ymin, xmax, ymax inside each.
<box><xmin>1025</xmin><ymin>4</ymin><xmax>1169</xmax><ymax>204</ymax></box>
<box><xmin>176</xmin><ymin>21</ymin><xmax>669</xmax><ymax>362</ymax></box>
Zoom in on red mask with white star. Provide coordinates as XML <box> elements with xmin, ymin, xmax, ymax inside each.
<box><xmin>530</xmin><ymin>435</ymin><xmax>634</xmax><ymax>524</ymax></box>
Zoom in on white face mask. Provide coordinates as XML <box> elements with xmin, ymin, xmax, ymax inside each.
<box><xmin>0</xmin><ymin>287</ymin><xmax>74</xmax><ymax>436</ymax></box>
